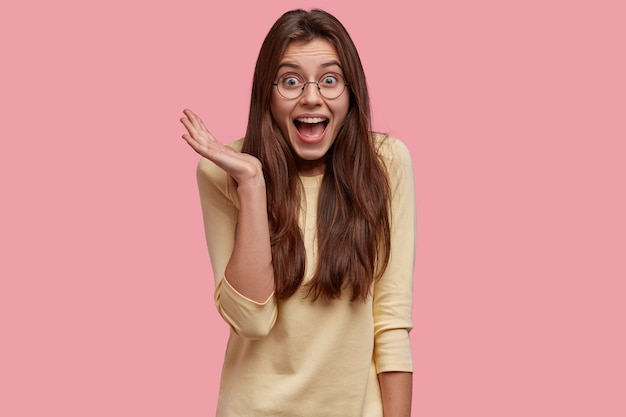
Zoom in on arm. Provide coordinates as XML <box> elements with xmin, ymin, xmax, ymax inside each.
<box><xmin>223</xmin><ymin>168</ymin><xmax>274</xmax><ymax>302</ymax></box>
<box><xmin>183</xmin><ymin>109</ymin><xmax>276</xmax><ymax>338</ymax></box>
<box><xmin>373</xmin><ymin>136</ymin><xmax>417</xmax><ymax>415</ymax></box>
<box><xmin>181</xmin><ymin>109</ymin><xmax>273</xmax><ymax>302</ymax></box>
<box><xmin>379</xmin><ymin>371</ymin><xmax>412</xmax><ymax>417</ymax></box>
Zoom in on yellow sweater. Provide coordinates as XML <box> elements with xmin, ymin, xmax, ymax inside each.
<box><xmin>196</xmin><ymin>134</ymin><xmax>416</xmax><ymax>417</ymax></box>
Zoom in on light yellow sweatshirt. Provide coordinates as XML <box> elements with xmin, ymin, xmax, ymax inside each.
<box><xmin>196</xmin><ymin>134</ymin><xmax>416</xmax><ymax>417</ymax></box>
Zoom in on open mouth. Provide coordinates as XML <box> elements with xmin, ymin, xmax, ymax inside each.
<box><xmin>294</xmin><ymin>117</ymin><xmax>329</xmax><ymax>138</ymax></box>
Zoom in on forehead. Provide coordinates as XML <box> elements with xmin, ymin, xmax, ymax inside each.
<box><xmin>278</xmin><ymin>38</ymin><xmax>341</xmax><ymax>70</ymax></box>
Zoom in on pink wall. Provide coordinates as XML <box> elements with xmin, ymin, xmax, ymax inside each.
<box><xmin>1</xmin><ymin>0</ymin><xmax>624</xmax><ymax>416</ymax></box>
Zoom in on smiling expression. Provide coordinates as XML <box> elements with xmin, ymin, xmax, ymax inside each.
<box><xmin>270</xmin><ymin>38</ymin><xmax>350</xmax><ymax>176</ymax></box>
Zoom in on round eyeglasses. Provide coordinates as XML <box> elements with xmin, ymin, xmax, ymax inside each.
<box><xmin>273</xmin><ymin>72</ymin><xmax>349</xmax><ymax>100</ymax></box>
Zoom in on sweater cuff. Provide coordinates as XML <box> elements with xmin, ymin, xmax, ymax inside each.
<box><xmin>374</xmin><ymin>328</ymin><xmax>413</xmax><ymax>374</ymax></box>
<box><xmin>215</xmin><ymin>276</ymin><xmax>278</xmax><ymax>340</ymax></box>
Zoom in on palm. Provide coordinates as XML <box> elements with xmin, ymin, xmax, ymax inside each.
<box><xmin>180</xmin><ymin>109</ymin><xmax>262</xmax><ymax>184</ymax></box>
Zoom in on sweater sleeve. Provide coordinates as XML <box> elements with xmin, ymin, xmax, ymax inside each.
<box><xmin>372</xmin><ymin>136</ymin><xmax>416</xmax><ymax>373</ymax></box>
<box><xmin>196</xmin><ymin>143</ymin><xmax>278</xmax><ymax>339</ymax></box>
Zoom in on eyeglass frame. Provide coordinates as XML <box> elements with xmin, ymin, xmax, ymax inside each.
<box><xmin>272</xmin><ymin>73</ymin><xmax>350</xmax><ymax>100</ymax></box>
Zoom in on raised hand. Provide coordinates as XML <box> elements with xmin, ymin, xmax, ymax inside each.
<box><xmin>180</xmin><ymin>109</ymin><xmax>264</xmax><ymax>186</ymax></box>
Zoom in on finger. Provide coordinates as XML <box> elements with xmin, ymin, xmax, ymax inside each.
<box><xmin>180</xmin><ymin>117</ymin><xmax>199</xmax><ymax>137</ymax></box>
<box><xmin>182</xmin><ymin>109</ymin><xmax>199</xmax><ymax>130</ymax></box>
<box><xmin>183</xmin><ymin>109</ymin><xmax>206</xmax><ymax>131</ymax></box>
<box><xmin>182</xmin><ymin>108</ymin><xmax>196</xmax><ymax>120</ymax></box>
<box><xmin>182</xmin><ymin>133</ymin><xmax>204</xmax><ymax>154</ymax></box>
<box><xmin>182</xmin><ymin>124</ymin><xmax>217</xmax><ymax>153</ymax></box>
<box><xmin>187</xmin><ymin>120</ymin><xmax>218</xmax><ymax>147</ymax></box>
<box><xmin>181</xmin><ymin>110</ymin><xmax>220</xmax><ymax>148</ymax></box>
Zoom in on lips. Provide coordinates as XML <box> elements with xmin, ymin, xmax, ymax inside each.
<box><xmin>294</xmin><ymin>116</ymin><xmax>328</xmax><ymax>142</ymax></box>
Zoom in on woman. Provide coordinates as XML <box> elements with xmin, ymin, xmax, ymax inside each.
<box><xmin>181</xmin><ymin>9</ymin><xmax>415</xmax><ymax>417</ymax></box>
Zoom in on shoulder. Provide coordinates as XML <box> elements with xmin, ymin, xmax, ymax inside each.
<box><xmin>372</xmin><ymin>133</ymin><xmax>414</xmax><ymax>180</ymax></box>
<box><xmin>228</xmin><ymin>138</ymin><xmax>245</xmax><ymax>152</ymax></box>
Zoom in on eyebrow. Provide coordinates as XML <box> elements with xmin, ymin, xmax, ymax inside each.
<box><xmin>277</xmin><ymin>60</ymin><xmax>343</xmax><ymax>71</ymax></box>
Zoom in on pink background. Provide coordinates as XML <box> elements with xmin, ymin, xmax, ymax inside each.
<box><xmin>1</xmin><ymin>0</ymin><xmax>624</xmax><ymax>416</ymax></box>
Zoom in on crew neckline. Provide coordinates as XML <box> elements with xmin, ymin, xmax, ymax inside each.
<box><xmin>299</xmin><ymin>173</ymin><xmax>323</xmax><ymax>188</ymax></box>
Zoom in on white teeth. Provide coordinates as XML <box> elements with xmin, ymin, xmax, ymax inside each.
<box><xmin>296</xmin><ymin>117</ymin><xmax>326</xmax><ymax>123</ymax></box>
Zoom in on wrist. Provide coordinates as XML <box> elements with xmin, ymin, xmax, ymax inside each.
<box><xmin>236</xmin><ymin>172</ymin><xmax>266</xmax><ymax>197</ymax></box>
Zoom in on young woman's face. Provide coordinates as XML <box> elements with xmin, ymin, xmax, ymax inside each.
<box><xmin>270</xmin><ymin>38</ymin><xmax>350</xmax><ymax>176</ymax></box>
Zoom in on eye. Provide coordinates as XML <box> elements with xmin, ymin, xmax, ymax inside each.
<box><xmin>320</xmin><ymin>74</ymin><xmax>339</xmax><ymax>86</ymax></box>
<box><xmin>279</xmin><ymin>74</ymin><xmax>303</xmax><ymax>88</ymax></box>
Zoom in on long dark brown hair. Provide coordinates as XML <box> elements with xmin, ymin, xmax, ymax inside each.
<box><xmin>242</xmin><ymin>9</ymin><xmax>391</xmax><ymax>302</ymax></box>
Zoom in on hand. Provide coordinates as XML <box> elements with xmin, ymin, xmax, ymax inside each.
<box><xmin>180</xmin><ymin>109</ymin><xmax>263</xmax><ymax>185</ymax></box>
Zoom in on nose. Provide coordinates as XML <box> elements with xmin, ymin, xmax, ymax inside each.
<box><xmin>299</xmin><ymin>81</ymin><xmax>323</xmax><ymax>104</ymax></box>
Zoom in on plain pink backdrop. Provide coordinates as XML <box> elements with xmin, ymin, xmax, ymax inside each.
<box><xmin>1</xmin><ymin>1</ymin><xmax>624</xmax><ymax>416</ymax></box>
